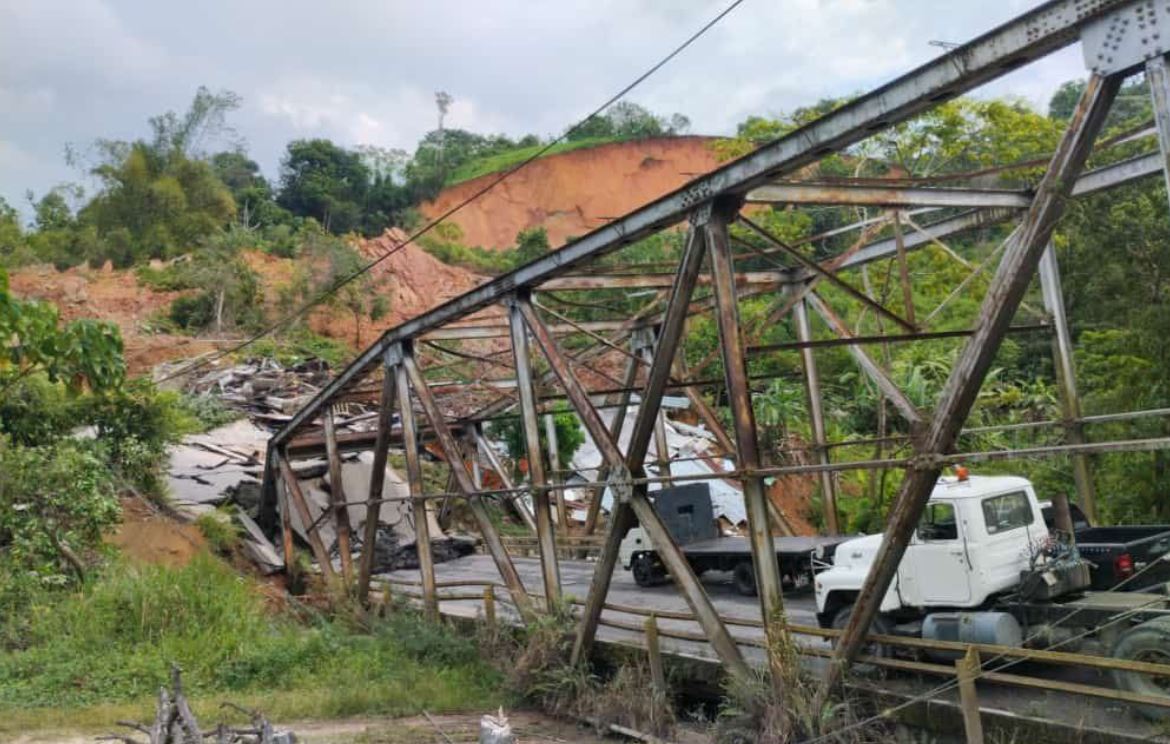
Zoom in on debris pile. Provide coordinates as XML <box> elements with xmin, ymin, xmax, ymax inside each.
<box><xmin>158</xmin><ymin>355</ymin><xmax>477</xmax><ymax>579</ymax></box>
<box><xmin>158</xmin><ymin>356</ymin><xmax>348</xmax><ymax>425</ymax></box>
<box><xmin>100</xmin><ymin>665</ymin><xmax>294</xmax><ymax>744</ymax></box>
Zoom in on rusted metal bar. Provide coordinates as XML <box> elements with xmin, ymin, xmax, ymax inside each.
<box><xmin>805</xmin><ymin>291</ymin><xmax>924</xmax><ymax>427</ymax></box>
<box><xmin>323</xmin><ymin>407</ymin><xmax>354</xmax><ymax>584</ymax></box>
<box><xmin>279</xmin><ymin>471</ymin><xmax>295</xmax><ymax>570</ymax></box>
<box><xmin>626</xmin><ymin>226</ymin><xmax>707</xmax><ymax>468</ymax></box>
<box><xmin>395</xmin><ymin>363</ymin><xmax>438</xmax><ymax>621</ymax></box>
<box><xmin>358</xmin><ymin>358</ymin><xmax>396</xmax><ymax>604</ymax></box>
<box><xmin>402</xmin><ymin>347</ymin><xmax>535</xmax><ymax>622</ymax></box>
<box><xmin>821</xmin><ymin>72</ymin><xmax>1121</xmax><ymax>697</ymax></box>
<box><xmin>508</xmin><ymin>297</ymin><xmax>563</xmax><ymax>610</ymax></box>
<box><xmin>544</xmin><ymin>413</ymin><xmax>570</xmax><ymax>529</ymax></box>
<box><xmin>582</xmin><ymin>353</ymin><xmax>638</xmax><ymax>537</ymax></box>
<box><xmin>707</xmin><ymin>203</ymin><xmax>790</xmax><ymax>675</ymax></box>
<box><xmin>474</xmin><ymin>424</ymin><xmax>537</xmax><ymax>532</ymax></box>
<box><xmin>1039</xmin><ymin>244</ymin><xmax>1097</xmax><ymax>522</ymax></box>
<box><xmin>1147</xmin><ymin>53</ymin><xmax>1170</xmax><ymax>207</ymax></box>
<box><xmin>738</xmin><ymin>215</ymin><xmax>915</xmax><ymax>332</ymax></box>
<box><xmin>278</xmin><ymin>454</ymin><xmax>336</xmax><ymax>581</ymax></box>
<box><xmin>633</xmin><ymin>329</ymin><xmax>673</xmax><ymax>486</ymax></box>
<box><xmin>539</xmin><ymin>271</ymin><xmax>787</xmax><ymax>291</ymax></box>
<box><xmin>792</xmin><ymin>298</ymin><xmax>840</xmax><ymax>535</ymax></box>
<box><xmin>749</xmin><ymin>321</ymin><xmax>1049</xmax><ymax>353</ymax></box>
<box><xmin>745</xmin><ymin>180</ymin><xmax>1030</xmax><ymax>208</ymax></box>
<box><xmin>891</xmin><ymin>211</ymin><xmax>917</xmax><ymax>327</ymax></box>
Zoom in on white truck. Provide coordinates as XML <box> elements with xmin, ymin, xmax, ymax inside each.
<box><xmin>619</xmin><ymin>483</ymin><xmax>848</xmax><ymax>594</ymax></box>
<box><xmin>815</xmin><ymin>473</ymin><xmax>1170</xmax><ymax>715</ymax></box>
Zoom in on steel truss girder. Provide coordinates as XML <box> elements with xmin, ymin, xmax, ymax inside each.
<box><xmin>266</xmin><ymin>0</ymin><xmax>1128</xmax><ymax>468</ymax></box>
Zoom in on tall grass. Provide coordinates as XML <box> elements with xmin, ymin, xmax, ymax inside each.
<box><xmin>0</xmin><ymin>554</ymin><xmax>504</xmax><ymax>734</ymax></box>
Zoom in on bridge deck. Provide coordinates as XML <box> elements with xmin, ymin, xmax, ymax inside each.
<box><xmin>383</xmin><ymin>554</ymin><xmax>1168</xmax><ymax>742</ymax></box>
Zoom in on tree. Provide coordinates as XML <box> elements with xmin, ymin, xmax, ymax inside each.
<box><xmin>507</xmin><ymin>226</ymin><xmax>551</xmax><ymax>268</ymax></box>
<box><xmin>211</xmin><ymin>150</ymin><xmax>288</xmax><ymax>228</ymax></box>
<box><xmin>277</xmin><ymin>139</ymin><xmax>371</xmax><ymax>234</ymax></box>
<box><xmin>76</xmin><ymin>88</ymin><xmax>241</xmax><ymax>265</ymax></box>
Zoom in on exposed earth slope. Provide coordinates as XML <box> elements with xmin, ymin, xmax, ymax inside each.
<box><xmin>420</xmin><ymin>136</ymin><xmax>723</xmax><ymax>250</ymax></box>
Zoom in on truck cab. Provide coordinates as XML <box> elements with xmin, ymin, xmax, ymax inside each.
<box><xmin>815</xmin><ymin>475</ymin><xmax>1049</xmax><ymax>626</ymax></box>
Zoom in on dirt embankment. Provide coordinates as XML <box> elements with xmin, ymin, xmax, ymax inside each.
<box><xmin>7</xmin><ymin>230</ymin><xmax>488</xmax><ymax>373</ymax></box>
<box><xmin>420</xmin><ymin>136</ymin><xmax>724</xmax><ymax>250</ymax></box>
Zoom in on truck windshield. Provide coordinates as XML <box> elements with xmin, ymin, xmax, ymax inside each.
<box><xmin>982</xmin><ymin>491</ymin><xmax>1033</xmax><ymax>534</ymax></box>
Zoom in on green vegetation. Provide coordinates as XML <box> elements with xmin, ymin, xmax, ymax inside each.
<box><xmin>446</xmin><ymin>136</ymin><xmax>626</xmax><ymax>185</ymax></box>
<box><xmin>0</xmin><ymin>556</ymin><xmax>504</xmax><ymax>733</ymax></box>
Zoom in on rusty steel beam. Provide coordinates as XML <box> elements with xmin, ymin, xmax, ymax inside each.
<box><xmin>402</xmin><ymin>347</ymin><xmax>536</xmax><ymax>621</ymax></box>
<box><xmin>805</xmin><ymin>292</ymin><xmax>925</xmax><ymax>427</ymax></box>
<box><xmin>278</xmin><ymin>454</ymin><xmax>336</xmax><ymax>582</ymax></box>
<box><xmin>395</xmin><ymin>363</ymin><xmax>438</xmax><ymax>620</ymax></box>
<box><xmin>581</xmin><ymin>352</ymin><xmax>639</xmax><ymax>537</ymax></box>
<box><xmin>539</xmin><ymin>271</ymin><xmax>787</xmax><ymax>291</ymax></box>
<box><xmin>792</xmin><ymin>298</ymin><xmax>840</xmax><ymax>535</ymax></box>
<box><xmin>474</xmin><ymin>424</ymin><xmax>538</xmax><ymax>532</ymax></box>
<box><xmin>508</xmin><ymin>298</ymin><xmax>562</xmax><ymax>609</ymax></box>
<box><xmin>745</xmin><ymin>180</ymin><xmax>1031</xmax><ymax>208</ymax></box>
<box><xmin>1038</xmin><ymin>244</ymin><xmax>1097</xmax><ymax>522</ymax></box>
<box><xmin>357</xmin><ymin>358</ymin><xmax>397</xmax><ymax>604</ymax></box>
<box><xmin>323</xmin><ymin>408</ymin><xmax>355</xmax><ymax>584</ymax></box>
<box><xmin>707</xmin><ymin>204</ymin><xmax>790</xmax><ymax>675</ymax></box>
<box><xmin>738</xmin><ymin>215</ymin><xmax>916</xmax><ymax>332</ymax></box>
<box><xmin>821</xmin><ymin>72</ymin><xmax>1121</xmax><ymax>697</ymax></box>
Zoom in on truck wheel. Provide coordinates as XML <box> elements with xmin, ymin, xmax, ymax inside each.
<box><xmin>830</xmin><ymin>604</ymin><xmax>893</xmax><ymax>677</ymax></box>
<box><xmin>632</xmin><ymin>553</ymin><xmax>665</xmax><ymax>587</ymax></box>
<box><xmin>1112</xmin><ymin>616</ymin><xmax>1170</xmax><ymax>720</ymax></box>
<box><xmin>733</xmin><ymin>561</ymin><xmax>757</xmax><ymax>596</ymax></box>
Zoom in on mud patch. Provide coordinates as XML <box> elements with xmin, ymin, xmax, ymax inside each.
<box><xmin>106</xmin><ymin>497</ymin><xmax>206</xmax><ymax>566</ymax></box>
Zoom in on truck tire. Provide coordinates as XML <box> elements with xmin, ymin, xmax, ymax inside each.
<box><xmin>1111</xmin><ymin>616</ymin><xmax>1170</xmax><ymax>720</ymax></box>
<box><xmin>632</xmin><ymin>553</ymin><xmax>666</xmax><ymax>588</ymax></box>
<box><xmin>733</xmin><ymin>561</ymin><xmax>757</xmax><ymax>596</ymax></box>
<box><xmin>830</xmin><ymin>604</ymin><xmax>893</xmax><ymax>677</ymax></box>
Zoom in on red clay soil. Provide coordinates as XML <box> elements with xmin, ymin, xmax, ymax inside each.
<box><xmin>6</xmin><ymin>231</ymin><xmax>490</xmax><ymax>374</ymax></box>
<box><xmin>7</xmin><ymin>262</ymin><xmax>222</xmax><ymax>374</ymax></box>
<box><xmin>420</xmin><ymin>136</ymin><xmax>724</xmax><ymax>250</ymax></box>
<box><xmin>106</xmin><ymin>497</ymin><xmax>207</xmax><ymax>567</ymax></box>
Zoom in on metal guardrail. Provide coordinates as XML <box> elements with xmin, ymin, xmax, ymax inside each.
<box><xmin>373</xmin><ymin>576</ymin><xmax>1170</xmax><ymax>713</ymax></box>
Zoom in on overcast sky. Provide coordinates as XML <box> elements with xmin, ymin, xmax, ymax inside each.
<box><xmin>0</xmin><ymin>0</ymin><xmax>1089</xmax><ymax>217</ymax></box>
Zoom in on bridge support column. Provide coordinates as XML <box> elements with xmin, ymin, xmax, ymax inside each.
<box><xmin>508</xmin><ymin>295</ymin><xmax>562</xmax><ymax>610</ymax></box>
<box><xmin>793</xmin><ymin>297</ymin><xmax>840</xmax><ymax>535</ymax></box>
<box><xmin>1039</xmin><ymin>244</ymin><xmax>1096</xmax><ymax>522</ymax></box>
<box><xmin>357</xmin><ymin>353</ymin><xmax>397</xmax><ymax>605</ymax></box>
<box><xmin>394</xmin><ymin>362</ymin><xmax>438</xmax><ymax>620</ymax></box>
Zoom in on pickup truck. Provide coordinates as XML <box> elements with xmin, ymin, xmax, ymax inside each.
<box><xmin>1040</xmin><ymin>500</ymin><xmax>1170</xmax><ymax>591</ymax></box>
<box><xmin>619</xmin><ymin>483</ymin><xmax>848</xmax><ymax>595</ymax></box>
<box><xmin>815</xmin><ymin>473</ymin><xmax>1170</xmax><ymax>718</ymax></box>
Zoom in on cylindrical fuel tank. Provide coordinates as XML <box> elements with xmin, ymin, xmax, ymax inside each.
<box><xmin>922</xmin><ymin>611</ymin><xmax>1023</xmax><ymax>648</ymax></box>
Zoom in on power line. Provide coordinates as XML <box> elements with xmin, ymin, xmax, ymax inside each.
<box><xmin>157</xmin><ymin>0</ymin><xmax>750</xmax><ymax>385</ymax></box>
